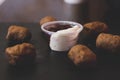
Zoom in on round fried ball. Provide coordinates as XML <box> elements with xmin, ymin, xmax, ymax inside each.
<box><xmin>68</xmin><ymin>45</ymin><xmax>96</xmax><ymax>67</ymax></box>
<box><xmin>96</xmin><ymin>33</ymin><xmax>120</xmax><ymax>53</ymax></box>
<box><xmin>78</xmin><ymin>21</ymin><xmax>108</xmax><ymax>44</ymax></box>
<box><xmin>6</xmin><ymin>25</ymin><xmax>32</xmax><ymax>46</ymax></box>
<box><xmin>84</xmin><ymin>21</ymin><xmax>108</xmax><ymax>33</ymax></box>
<box><xmin>5</xmin><ymin>43</ymin><xmax>36</xmax><ymax>65</ymax></box>
<box><xmin>40</xmin><ymin>16</ymin><xmax>56</xmax><ymax>25</ymax></box>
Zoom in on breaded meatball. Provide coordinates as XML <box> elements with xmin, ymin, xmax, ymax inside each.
<box><xmin>84</xmin><ymin>21</ymin><xmax>108</xmax><ymax>33</ymax></box>
<box><xmin>5</xmin><ymin>43</ymin><xmax>36</xmax><ymax>65</ymax></box>
<box><xmin>6</xmin><ymin>25</ymin><xmax>32</xmax><ymax>46</ymax></box>
<box><xmin>96</xmin><ymin>33</ymin><xmax>120</xmax><ymax>53</ymax></box>
<box><xmin>78</xmin><ymin>21</ymin><xmax>108</xmax><ymax>44</ymax></box>
<box><xmin>40</xmin><ymin>16</ymin><xmax>56</xmax><ymax>25</ymax></box>
<box><xmin>68</xmin><ymin>45</ymin><xmax>96</xmax><ymax>67</ymax></box>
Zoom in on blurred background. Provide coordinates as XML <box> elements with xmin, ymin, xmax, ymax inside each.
<box><xmin>0</xmin><ymin>0</ymin><xmax>120</xmax><ymax>27</ymax></box>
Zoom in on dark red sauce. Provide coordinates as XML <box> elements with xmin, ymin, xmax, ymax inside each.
<box><xmin>44</xmin><ymin>23</ymin><xmax>72</xmax><ymax>32</ymax></box>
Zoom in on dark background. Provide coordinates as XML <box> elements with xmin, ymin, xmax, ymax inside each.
<box><xmin>0</xmin><ymin>0</ymin><xmax>120</xmax><ymax>24</ymax></box>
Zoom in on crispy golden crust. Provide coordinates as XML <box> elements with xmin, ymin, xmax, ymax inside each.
<box><xmin>6</xmin><ymin>43</ymin><xmax>36</xmax><ymax>65</ymax></box>
<box><xmin>78</xmin><ymin>21</ymin><xmax>108</xmax><ymax>44</ymax></box>
<box><xmin>6</xmin><ymin>25</ymin><xmax>31</xmax><ymax>45</ymax></box>
<box><xmin>96</xmin><ymin>33</ymin><xmax>120</xmax><ymax>53</ymax></box>
<box><xmin>40</xmin><ymin>16</ymin><xmax>56</xmax><ymax>25</ymax></box>
<box><xmin>84</xmin><ymin>21</ymin><xmax>108</xmax><ymax>33</ymax></box>
<box><xmin>68</xmin><ymin>45</ymin><xmax>96</xmax><ymax>66</ymax></box>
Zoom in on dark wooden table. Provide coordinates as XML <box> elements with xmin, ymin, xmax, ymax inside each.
<box><xmin>0</xmin><ymin>23</ymin><xmax>120</xmax><ymax>80</ymax></box>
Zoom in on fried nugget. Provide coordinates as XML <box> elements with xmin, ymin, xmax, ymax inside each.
<box><xmin>84</xmin><ymin>21</ymin><xmax>108</xmax><ymax>33</ymax></box>
<box><xmin>78</xmin><ymin>21</ymin><xmax>108</xmax><ymax>44</ymax></box>
<box><xmin>68</xmin><ymin>45</ymin><xmax>96</xmax><ymax>67</ymax></box>
<box><xmin>96</xmin><ymin>33</ymin><xmax>120</xmax><ymax>53</ymax></box>
<box><xmin>40</xmin><ymin>16</ymin><xmax>56</xmax><ymax>25</ymax></box>
<box><xmin>5</xmin><ymin>43</ymin><xmax>36</xmax><ymax>65</ymax></box>
<box><xmin>6</xmin><ymin>25</ymin><xmax>32</xmax><ymax>46</ymax></box>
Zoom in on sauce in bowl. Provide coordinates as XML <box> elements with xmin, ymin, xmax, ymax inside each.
<box><xmin>41</xmin><ymin>21</ymin><xmax>83</xmax><ymax>36</ymax></box>
<box><xmin>44</xmin><ymin>23</ymin><xmax>72</xmax><ymax>32</ymax></box>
